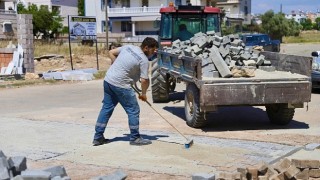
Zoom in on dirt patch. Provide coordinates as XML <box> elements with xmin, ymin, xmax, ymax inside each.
<box><xmin>34</xmin><ymin>54</ymin><xmax>111</xmax><ymax>74</ymax></box>
<box><xmin>28</xmin><ymin>159</ymin><xmax>187</xmax><ymax>180</ymax></box>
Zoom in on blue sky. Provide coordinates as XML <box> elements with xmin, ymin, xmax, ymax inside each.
<box><xmin>252</xmin><ymin>0</ymin><xmax>320</xmax><ymax>14</ymax></box>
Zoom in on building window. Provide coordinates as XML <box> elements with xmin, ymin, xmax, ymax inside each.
<box><xmin>121</xmin><ymin>21</ymin><xmax>131</xmax><ymax>32</ymax></box>
<box><xmin>142</xmin><ymin>0</ymin><xmax>148</xmax><ymax>7</ymax></box>
<box><xmin>175</xmin><ymin>0</ymin><xmax>182</xmax><ymax>6</ymax></box>
<box><xmin>101</xmin><ymin>0</ymin><xmax>105</xmax><ymax>11</ymax></box>
<box><xmin>52</xmin><ymin>5</ymin><xmax>61</xmax><ymax>15</ymax></box>
<box><xmin>244</xmin><ymin>6</ymin><xmax>248</xmax><ymax>15</ymax></box>
<box><xmin>3</xmin><ymin>22</ymin><xmax>13</xmax><ymax>33</ymax></box>
<box><xmin>102</xmin><ymin>21</ymin><xmax>106</xmax><ymax>32</ymax></box>
<box><xmin>102</xmin><ymin>21</ymin><xmax>111</xmax><ymax>32</ymax></box>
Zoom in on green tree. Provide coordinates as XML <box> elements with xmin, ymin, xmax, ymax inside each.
<box><xmin>315</xmin><ymin>17</ymin><xmax>320</xmax><ymax>30</ymax></box>
<box><xmin>260</xmin><ymin>10</ymin><xmax>301</xmax><ymax>42</ymax></box>
<box><xmin>17</xmin><ymin>3</ymin><xmax>63</xmax><ymax>39</ymax></box>
<box><xmin>301</xmin><ymin>19</ymin><xmax>313</xmax><ymax>30</ymax></box>
<box><xmin>287</xmin><ymin>19</ymin><xmax>302</xmax><ymax>36</ymax></box>
<box><xmin>78</xmin><ymin>0</ymin><xmax>85</xmax><ymax>16</ymax></box>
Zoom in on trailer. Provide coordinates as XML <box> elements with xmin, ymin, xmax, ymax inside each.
<box><xmin>152</xmin><ymin>50</ymin><xmax>312</xmax><ymax>128</ymax></box>
<box><xmin>150</xmin><ymin>4</ymin><xmax>312</xmax><ymax>128</ymax></box>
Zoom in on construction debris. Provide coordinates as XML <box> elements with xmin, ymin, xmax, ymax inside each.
<box><xmin>42</xmin><ymin>68</ymin><xmax>98</xmax><ymax>81</ymax></box>
<box><xmin>34</xmin><ymin>54</ymin><xmax>64</xmax><ymax>61</ymax></box>
<box><xmin>0</xmin><ymin>44</ymin><xmax>24</xmax><ymax>75</ymax></box>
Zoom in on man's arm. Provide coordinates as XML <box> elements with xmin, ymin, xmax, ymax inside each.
<box><xmin>108</xmin><ymin>47</ymin><xmax>121</xmax><ymax>64</ymax></box>
<box><xmin>139</xmin><ymin>78</ymin><xmax>149</xmax><ymax>101</ymax></box>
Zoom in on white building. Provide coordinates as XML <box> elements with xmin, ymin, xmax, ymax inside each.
<box><xmin>285</xmin><ymin>14</ymin><xmax>306</xmax><ymax>24</ymax></box>
<box><xmin>0</xmin><ymin>0</ymin><xmax>17</xmax><ymax>39</ymax></box>
<box><xmin>20</xmin><ymin>0</ymin><xmax>78</xmax><ymax>26</ymax></box>
<box><xmin>216</xmin><ymin>0</ymin><xmax>251</xmax><ymax>27</ymax></box>
<box><xmin>0</xmin><ymin>0</ymin><xmax>17</xmax><ymax>12</ymax></box>
<box><xmin>285</xmin><ymin>10</ymin><xmax>307</xmax><ymax>24</ymax></box>
<box><xmin>85</xmin><ymin>0</ymin><xmax>251</xmax><ymax>36</ymax></box>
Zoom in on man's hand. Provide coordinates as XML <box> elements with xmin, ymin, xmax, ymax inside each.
<box><xmin>138</xmin><ymin>94</ymin><xmax>147</xmax><ymax>101</ymax></box>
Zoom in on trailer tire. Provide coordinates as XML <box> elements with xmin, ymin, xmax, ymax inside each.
<box><xmin>151</xmin><ymin>59</ymin><xmax>170</xmax><ymax>103</ymax></box>
<box><xmin>266</xmin><ymin>104</ymin><xmax>294</xmax><ymax>125</ymax></box>
<box><xmin>184</xmin><ymin>83</ymin><xmax>206</xmax><ymax>128</ymax></box>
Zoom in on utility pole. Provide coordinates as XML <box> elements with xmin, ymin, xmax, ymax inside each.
<box><xmin>105</xmin><ymin>0</ymin><xmax>109</xmax><ymax>51</ymax></box>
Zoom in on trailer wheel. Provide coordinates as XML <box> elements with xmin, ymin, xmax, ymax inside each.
<box><xmin>184</xmin><ymin>83</ymin><xmax>206</xmax><ymax>128</ymax></box>
<box><xmin>266</xmin><ymin>104</ymin><xmax>294</xmax><ymax>125</ymax></box>
<box><xmin>151</xmin><ymin>59</ymin><xmax>170</xmax><ymax>103</ymax></box>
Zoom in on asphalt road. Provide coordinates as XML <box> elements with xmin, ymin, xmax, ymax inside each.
<box><xmin>0</xmin><ymin>43</ymin><xmax>319</xmax><ymax>179</ymax></box>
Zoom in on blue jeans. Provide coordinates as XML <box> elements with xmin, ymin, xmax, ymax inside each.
<box><xmin>94</xmin><ymin>81</ymin><xmax>140</xmax><ymax>141</ymax></box>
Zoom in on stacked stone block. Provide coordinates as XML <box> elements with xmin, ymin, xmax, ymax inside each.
<box><xmin>0</xmin><ymin>150</ymin><xmax>128</xmax><ymax>180</ymax></box>
<box><xmin>17</xmin><ymin>14</ymin><xmax>34</xmax><ymax>73</ymax></box>
<box><xmin>0</xmin><ymin>150</ymin><xmax>71</xmax><ymax>180</ymax></box>
<box><xmin>192</xmin><ymin>158</ymin><xmax>320</xmax><ymax>180</ymax></box>
<box><xmin>163</xmin><ymin>31</ymin><xmax>273</xmax><ymax>78</ymax></box>
<box><xmin>239</xmin><ymin>158</ymin><xmax>320</xmax><ymax>180</ymax></box>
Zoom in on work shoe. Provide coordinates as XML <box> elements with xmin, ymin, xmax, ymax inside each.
<box><xmin>92</xmin><ymin>137</ymin><xmax>110</xmax><ymax>146</ymax></box>
<box><xmin>129</xmin><ymin>137</ymin><xmax>152</xmax><ymax>146</ymax></box>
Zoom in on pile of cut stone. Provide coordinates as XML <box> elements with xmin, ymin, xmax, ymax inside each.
<box><xmin>192</xmin><ymin>158</ymin><xmax>320</xmax><ymax>180</ymax></box>
<box><xmin>162</xmin><ymin>31</ymin><xmax>273</xmax><ymax>78</ymax></box>
<box><xmin>193</xmin><ymin>145</ymin><xmax>320</xmax><ymax>180</ymax></box>
<box><xmin>237</xmin><ymin>158</ymin><xmax>320</xmax><ymax>180</ymax></box>
<box><xmin>0</xmin><ymin>150</ymin><xmax>70</xmax><ymax>180</ymax></box>
<box><xmin>0</xmin><ymin>150</ymin><xmax>127</xmax><ymax>180</ymax></box>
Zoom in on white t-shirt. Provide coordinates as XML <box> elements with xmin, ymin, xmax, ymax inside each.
<box><xmin>105</xmin><ymin>45</ymin><xmax>149</xmax><ymax>89</ymax></box>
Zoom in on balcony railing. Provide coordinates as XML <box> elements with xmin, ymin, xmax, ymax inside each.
<box><xmin>108</xmin><ymin>6</ymin><xmax>161</xmax><ymax>15</ymax></box>
<box><xmin>217</xmin><ymin>0</ymin><xmax>240</xmax><ymax>4</ymax></box>
<box><xmin>225</xmin><ymin>13</ymin><xmax>244</xmax><ymax>19</ymax></box>
<box><xmin>0</xmin><ymin>9</ymin><xmax>16</xmax><ymax>14</ymax></box>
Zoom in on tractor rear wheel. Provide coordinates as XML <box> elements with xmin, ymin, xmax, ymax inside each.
<box><xmin>151</xmin><ymin>59</ymin><xmax>170</xmax><ymax>103</ymax></box>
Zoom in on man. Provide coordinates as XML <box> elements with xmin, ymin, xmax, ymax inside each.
<box><xmin>93</xmin><ymin>37</ymin><xmax>158</xmax><ymax>146</ymax></box>
<box><xmin>177</xmin><ymin>24</ymin><xmax>193</xmax><ymax>41</ymax></box>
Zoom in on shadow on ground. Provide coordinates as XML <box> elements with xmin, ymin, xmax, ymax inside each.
<box><xmin>163</xmin><ymin>92</ymin><xmax>309</xmax><ymax>132</ymax></box>
<box><xmin>312</xmin><ymin>88</ymin><xmax>320</xmax><ymax>94</ymax></box>
<box><xmin>109</xmin><ymin>134</ymin><xmax>169</xmax><ymax>143</ymax></box>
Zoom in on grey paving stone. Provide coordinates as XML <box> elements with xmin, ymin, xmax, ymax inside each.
<box><xmin>229</xmin><ymin>46</ymin><xmax>242</xmax><ymax>55</ymax></box>
<box><xmin>206</xmin><ymin>31</ymin><xmax>215</xmax><ymax>36</ymax></box>
<box><xmin>219</xmin><ymin>45</ymin><xmax>229</xmax><ymax>58</ymax></box>
<box><xmin>192</xmin><ymin>173</ymin><xmax>215</xmax><ymax>180</ymax></box>
<box><xmin>43</xmin><ymin>166</ymin><xmax>67</xmax><ymax>178</ymax></box>
<box><xmin>305</xmin><ymin>143</ymin><xmax>320</xmax><ymax>151</ymax></box>
<box><xmin>91</xmin><ymin>169</ymin><xmax>127</xmax><ymax>180</ymax></box>
<box><xmin>0</xmin><ymin>157</ymin><xmax>9</xmax><ymax>169</ymax></box>
<box><xmin>259</xmin><ymin>66</ymin><xmax>276</xmax><ymax>72</ymax></box>
<box><xmin>21</xmin><ymin>170</ymin><xmax>51</xmax><ymax>180</ymax></box>
<box><xmin>0</xmin><ymin>167</ymin><xmax>10</xmax><ymax>180</ymax></box>
<box><xmin>208</xmin><ymin>46</ymin><xmax>232</xmax><ymax>78</ymax></box>
<box><xmin>11</xmin><ymin>175</ymin><xmax>24</xmax><ymax>180</ymax></box>
<box><xmin>231</xmin><ymin>39</ymin><xmax>242</xmax><ymax>47</ymax></box>
<box><xmin>0</xmin><ymin>151</ymin><xmax>6</xmax><ymax>159</ymax></box>
<box><xmin>8</xmin><ymin>156</ymin><xmax>27</xmax><ymax>172</ymax></box>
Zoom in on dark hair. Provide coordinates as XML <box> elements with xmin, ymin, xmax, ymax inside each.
<box><xmin>141</xmin><ymin>37</ymin><xmax>158</xmax><ymax>49</ymax></box>
<box><xmin>109</xmin><ymin>42</ymin><xmax>121</xmax><ymax>50</ymax></box>
<box><xmin>179</xmin><ymin>24</ymin><xmax>187</xmax><ymax>31</ymax></box>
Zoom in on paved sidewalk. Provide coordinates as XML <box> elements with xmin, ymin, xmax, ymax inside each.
<box><xmin>0</xmin><ymin>117</ymin><xmax>302</xmax><ymax>176</ymax></box>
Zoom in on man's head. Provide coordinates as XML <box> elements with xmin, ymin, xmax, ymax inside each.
<box><xmin>179</xmin><ymin>24</ymin><xmax>187</xmax><ymax>31</ymax></box>
<box><xmin>141</xmin><ymin>37</ymin><xmax>158</xmax><ymax>60</ymax></box>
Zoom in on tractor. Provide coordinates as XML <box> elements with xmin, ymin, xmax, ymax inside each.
<box><xmin>152</xmin><ymin>4</ymin><xmax>222</xmax><ymax>102</ymax></box>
